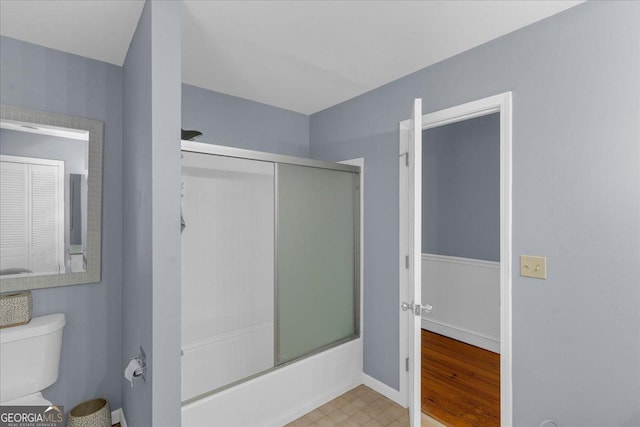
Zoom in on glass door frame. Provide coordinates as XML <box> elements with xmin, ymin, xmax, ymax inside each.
<box><xmin>180</xmin><ymin>140</ymin><xmax>361</xmax><ymax>404</ymax></box>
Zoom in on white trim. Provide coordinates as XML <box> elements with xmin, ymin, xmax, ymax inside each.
<box><xmin>111</xmin><ymin>408</ymin><xmax>128</xmax><ymax>427</ymax></box>
<box><xmin>0</xmin><ymin>154</ymin><xmax>65</xmax><ymax>168</ymax></box>
<box><xmin>421</xmin><ymin>253</ymin><xmax>499</xmax><ymax>269</ymax></box>
<box><xmin>181</xmin><ymin>140</ymin><xmax>358</xmax><ymax>173</ymax></box>
<box><xmin>499</xmin><ymin>93</ymin><xmax>514</xmax><ymax>427</ymax></box>
<box><xmin>408</xmin><ymin>99</ymin><xmax>422</xmax><ymax>427</ymax></box>
<box><xmin>421</xmin><ymin>318</ymin><xmax>500</xmax><ymax>354</ymax></box>
<box><xmin>399</xmin><ymin>91</ymin><xmax>513</xmax><ymax>426</ymax></box>
<box><xmin>420</xmin><ymin>96</ymin><xmax>502</xmax><ymax>131</ymax></box>
<box><xmin>398</xmin><ymin>114</ymin><xmax>411</xmax><ymax>411</ymax></box>
<box><xmin>1</xmin><ymin>119</ymin><xmax>89</xmax><ymax>141</ymax></box>
<box><xmin>362</xmin><ymin>373</ymin><xmax>406</xmax><ymax>408</ymax></box>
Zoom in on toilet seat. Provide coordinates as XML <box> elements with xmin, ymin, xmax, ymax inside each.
<box><xmin>1</xmin><ymin>392</ymin><xmax>52</xmax><ymax>406</ymax></box>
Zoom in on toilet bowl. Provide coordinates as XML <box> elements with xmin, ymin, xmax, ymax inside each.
<box><xmin>0</xmin><ymin>313</ymin><xmax>65</xmax><ymax>405</ymax></box>
<box><xmin>2</xmin><ymin>392</ymin><xmax>51</xmax><ymax>406</ymax></box>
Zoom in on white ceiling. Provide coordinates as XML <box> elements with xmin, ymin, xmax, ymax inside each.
<box><xmin>1</xmin><ymin>0</ymin><xmax>583</xmax><ymax>114</ymax></box>
<box><xmin>0</xmin><ymin>0</ymin><xmax>145</xmax><ymax>66</ymax></box>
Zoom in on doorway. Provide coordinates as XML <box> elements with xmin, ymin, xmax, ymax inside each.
<box><xmin>421</xmin><ymin>113</ymin><xmax>500</xmax><ymax>426</ymax></box>
<box><xmin>399</xmin><ymin>93</ymin><xmax>512</xmax><ymax>427</ymax></box>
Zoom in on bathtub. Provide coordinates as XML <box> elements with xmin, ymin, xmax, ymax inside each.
<box><xmin>181</xmin><ymin>321</ymin><xmax>274</xmax><ymax>402</ymax></box>
<box><xmin>181</xmin><ymin>337</ymin><xmax>363</xmax><ymax>427</ymax></box>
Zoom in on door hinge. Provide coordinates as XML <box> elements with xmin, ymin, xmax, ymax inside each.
<box><xmin>405</xmin><ymin>357</ymin><xmax>409</xmax><ymax>372</ymax></box>
<box><xmin>405</xmin><ymin>255</ymin><xmax>410</xmax><ymax>269</ymax></box>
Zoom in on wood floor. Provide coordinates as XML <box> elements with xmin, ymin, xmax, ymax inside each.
<box><xmin>421</xmin><ymin>330</ymin><xmax>500</xmax><ymax>427</ymax></box>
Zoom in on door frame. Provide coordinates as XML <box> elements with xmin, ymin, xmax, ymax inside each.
<box><xmin>399</xmin><ymin>92</ymin><xmax>513</xmax><ymax>426</ymax></box>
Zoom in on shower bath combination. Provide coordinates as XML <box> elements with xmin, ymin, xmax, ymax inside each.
<box><xmin>179</xmin><ymin>142</ymin><xmax>361</xmax><ymax>407</ymax></box>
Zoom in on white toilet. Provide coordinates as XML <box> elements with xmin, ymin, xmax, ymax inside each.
<box><xmin>0</xmin><ymin>313</ymin><xmax>66</xmax><ymax>406</ymax></box>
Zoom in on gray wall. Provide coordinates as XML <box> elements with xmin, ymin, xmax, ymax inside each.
<box><xmin>422</xmin><ymin>113</ymin><xmax>500</xmax><ymax>262</ymax></box>
<box><xmin>0</xmin><ymin>36</ymin><xmax>123</xmax><ymax>412</ymax></box>
<box><xmin>122</xmin><ymin>1</ymin><xmax>182</xmax><ymax>425</ymax></box>
<box><xmin>182</xmin><ymin>83</ymin><xmax>310</xmax><ymax>157</ymax></box>
<box><xmin>122</xmin><ymin>1</ymin><xmax>153</xmax><ymax>422</ymax></box>
<box><xmin>310</xmin><ymin>2</ymin><xmax>640</xmax><ymax>426</ymax></box>
<box><xmin>0</xmin><ymin>129</ymin><xmax>87</xmax><ymax>172</ymax></box>
<box><xmin>150</xmin><ymin>1</ymin><xmax>182</xmax><ymax>425</ymax></box>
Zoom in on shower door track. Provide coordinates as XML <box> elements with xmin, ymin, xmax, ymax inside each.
<box><xmin>181</xmin><ymin>140</ymin><xmax>360</xmax><ymax>173</ymax></box>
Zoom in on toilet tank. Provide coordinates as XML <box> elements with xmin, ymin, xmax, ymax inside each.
<box><xmin>0</xmin><ymin>313</ymin><xmax>65</xmax><ymax>403</ymax></box>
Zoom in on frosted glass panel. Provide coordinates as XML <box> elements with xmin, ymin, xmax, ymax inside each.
<box><xmin>181</xmin><ymin>152</ymin><xmax>274</xmax><ymax>401</ymax></box>
<box><xmin>276</xmin><ymin>164</ymin><xmax>357</xmax><ymax>364</ymax></box>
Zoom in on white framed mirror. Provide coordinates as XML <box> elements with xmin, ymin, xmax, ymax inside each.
<box><xmin>0</xmin><ymin>105</ymin><xmax>103</xmax><ymax>291</ymax></box>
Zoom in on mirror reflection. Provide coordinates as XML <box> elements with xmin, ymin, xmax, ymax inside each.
<box><xmin>0</xmin><ymin>120</ymin><xmax>89</xmax><ymax>277</ymax></box>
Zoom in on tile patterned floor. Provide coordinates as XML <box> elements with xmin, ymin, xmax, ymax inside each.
<box><xmin>286</xmin><ymin>385</ymin><xmax>445</xmax><ymax>427</ymax></box>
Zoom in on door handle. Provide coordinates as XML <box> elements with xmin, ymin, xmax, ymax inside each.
<box><xmin>401</xmin><ymin>301</ymin><xmax>433</xmax><ymax>316</ymax></box>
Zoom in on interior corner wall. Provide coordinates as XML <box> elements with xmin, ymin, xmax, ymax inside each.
<box><xmin>309</xmin><ymin>2</ymin><xmax>640</xmax><ymax>425</ymax></box>
<box><xmin>181</xmin><ymin>83</ymin><xmax>310</xmax><ymax>157</ymax></box>
<box><xmin>122</xmin><ymin>1</ymin><xmax>182</xmax><ymax>426</ymax></box>
<box><xmin>122</xmin><ymin>1</ymin><xmax>153</xmax><ymax>423</ymax></box>
<box><xmin>150</xmin><ymin>1</ymin><xmax>182</xmax><ymax>425</ymax></box>
<box><xmin>0</xmin><ymin>36</ymin><xmax>124</xmax><ymax>413</ymax></box>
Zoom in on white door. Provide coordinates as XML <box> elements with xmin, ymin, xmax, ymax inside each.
<box><xmin>0</xmin><ymin>156</ymin><xmax>64</xmax><ymax>274</ymax></box>
<box><xmin>400</xmin><ymin>98</ymin><xmax>430</xmax><ymax>427</ymax></box>
<box><xmin>401</xmin><ymin>93</ymin><xmax>513</xmax><ymax>426</ymax></box>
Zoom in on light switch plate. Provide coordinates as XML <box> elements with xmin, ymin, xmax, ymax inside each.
<box><xmin>520</xmin><ymin>255</ymin><xmax>547</xmax><ymax>279</ymax></box>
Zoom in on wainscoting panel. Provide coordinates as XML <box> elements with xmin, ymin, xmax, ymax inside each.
<box><xmin>421</xmin><ymin>254</ymin><xmax>500</xmax><ymax>353</ymax></box>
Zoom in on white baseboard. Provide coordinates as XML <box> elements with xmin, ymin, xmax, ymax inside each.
<box><xmin>362</xmin><ymin>373</ymin><xmax>406</xmax><ymax>408</ymax></box>
<box><xmin>111</xmin><ymin>408</ymin><xmax>127</xmax><ymax>427</ymax></box>
<box><xmin>421</xmin><ymin>318</ymin><xmax>500</xmax><ymax>354</ymax></box>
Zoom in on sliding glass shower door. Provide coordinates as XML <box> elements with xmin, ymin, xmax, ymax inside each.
<box><xmin>180</xmin><ymin>145</ymin><xmax>360</xmax><ymax>402</ymax></box>
<box><xmin>181</xmin><ymin>153</ymin><xmax>275</xmax><ymax>401</ymax></box>
<box><xmin>276</xmin><ymin>164</ymin><xmax>358</xmax><ymax>364</ymax></box>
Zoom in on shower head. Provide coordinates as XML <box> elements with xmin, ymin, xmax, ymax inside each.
<box><xmin>181</xmin><ymin>128</ymin><xmax>203</xmax><ymax>141</ymax></box>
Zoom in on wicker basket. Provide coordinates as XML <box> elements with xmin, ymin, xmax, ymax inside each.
<box><xmin>0</xmin><ymin>291</ymin><xmax>32</xmax><ymax>328</ymax></box>
<box><xmin>67</xmin><ymin>398</ymin><xmax>111</xmax><ymax>427</ymax></box>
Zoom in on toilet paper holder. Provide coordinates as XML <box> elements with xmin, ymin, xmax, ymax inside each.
<box><xmin>125</xmin><ymin>347</ymin><xmax>147</xmax><ymax>387</ymax></box>
<box><xmin>134</xmin><ymin>346</ymin><xmax>146</xmax><ymax>381</ymax></box>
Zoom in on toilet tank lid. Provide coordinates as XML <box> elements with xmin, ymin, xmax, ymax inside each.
<box><xmin>0</xmin><ymin>314</ymin><xmax>65</xmax><ymax>344</ymax></box>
